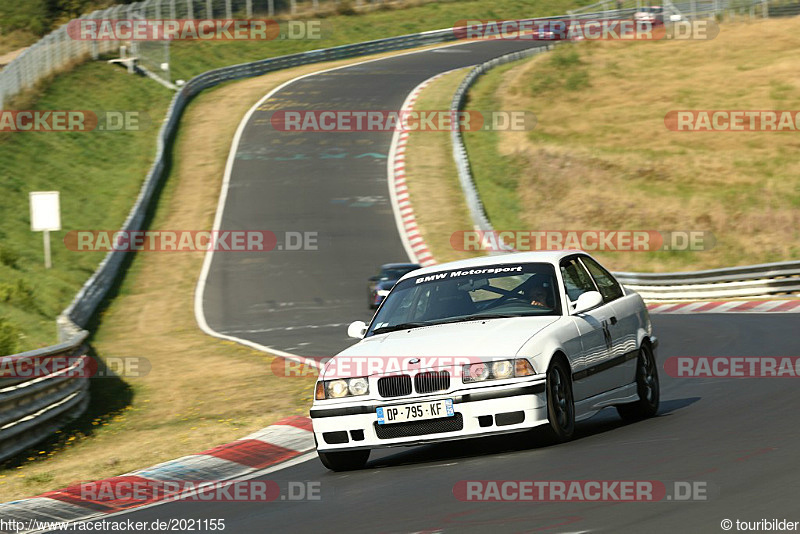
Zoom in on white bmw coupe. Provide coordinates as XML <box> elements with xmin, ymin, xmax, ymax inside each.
<box><xmin>311</xmin><ymin>251</ymin><xmax>659</xmax><ymax>471</ymax></box>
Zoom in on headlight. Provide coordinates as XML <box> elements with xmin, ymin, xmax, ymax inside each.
<box><xmin>463</xmin><ymin>359</ymin><xmax>536</xmax><ymax>383</ymax></box>
<box><xmin>492</xmin><ymin>360</ymin><xmax>514</xmax><ymax>379</ymax></box>
<box><xmin>327</xmin><ymin>379</ymin><xmax>349</xmax><ymax>398</ymax></box>
<box><xmin>376</xmin><ymin>289</ymin><xmax>390</xmax><ymax>297</ymax></box>
<box><xmin>463</xmin><ymin>363</ymin><xmax>489</xmax><ymax>382</ymax></box>
<box><xmin>348</xmin><ymin>377</ymin><xmax>369</xmax><ymax>396</ymax></box>
<box><xmin>315</xmin><ymin>377</ymin><xmax>370</xmax><ymax>399</ymax></box>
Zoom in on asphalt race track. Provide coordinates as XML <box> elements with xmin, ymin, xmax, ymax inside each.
<box><xmin>59</xmin><ymin>39</ymin><xmax>800</xmax><ymax>534</ymax></box>
<box><xmin>65</xmin><ymin>314</ymin><xmax>800</xmax><ymax>533</ymax></box>
<box><xmin>199</xmin><ymin>39</ymin><xmax>550</xmax><ymax>357</ymax></box>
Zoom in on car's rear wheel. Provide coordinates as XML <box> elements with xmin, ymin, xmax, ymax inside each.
<box><xmin>616</xmin><ymin>343</ymin><xmax>659</xmax><ymax>421</ymax></box>
<box><xmin>545</xmin><ymin>358</ymin><xmax>575</xmax><ymax>442</ymax></box>
<box><xmin>318</xmin><ymin>449</ymin><xmax>370</xmax><ymax>471</ymax></box>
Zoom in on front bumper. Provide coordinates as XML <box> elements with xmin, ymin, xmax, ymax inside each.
<box><xmin>311</xmin><ymin>380</ymin><xmax>548</xmax><ymax>452</ymax></box>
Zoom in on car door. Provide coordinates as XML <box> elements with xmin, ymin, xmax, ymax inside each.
<box><xmin>559</xmin><ymin>256</ymin><xmax>617</xmax><ymax>401</ymax></box>
<box><xmin>580</xmin><ymin>256</ymin><xmax>640</xmax><ymax>388</ymax></box>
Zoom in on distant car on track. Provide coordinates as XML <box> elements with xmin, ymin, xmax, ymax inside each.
<box><xmin>312</xmin><ymin>251</ymin><xmax>660</xmax><ymax>471</ymax></box>
<box><xmin>367</xmin><ymin>263</ymin><xmax>421</xmax><ymax>309</ymax></box>
<box><xmin>633</xmin><ymin>6</ymin><xmax>665</xmax><ymax>24</ymax></box>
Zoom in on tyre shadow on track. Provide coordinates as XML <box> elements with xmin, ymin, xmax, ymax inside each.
<box><xmin>364</xmin><ymin>397</ymin><xmax>701</xmax><ymax>470</ymax></box>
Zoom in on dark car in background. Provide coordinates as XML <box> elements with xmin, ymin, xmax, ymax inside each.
<box><xmin>367</xmin><ymin>263</ymin><xmax>421</xmax><ymax>309</ymax></box>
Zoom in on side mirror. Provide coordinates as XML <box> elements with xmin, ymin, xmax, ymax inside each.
<box><xmin>572</xmin><ymin>291</ymin><xmax>603</xmax><ymax>314</ymax></box>
<box><xmin>368</xmin><ymin>275</ymin><xmax>380</xmax><ymax>282</ymax></box>
<box><xmin>347</xmin><ymin>320</ymin><xmax>368</xmax><ymax>339</ymax></box>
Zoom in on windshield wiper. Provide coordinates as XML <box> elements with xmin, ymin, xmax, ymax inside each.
<box><xmin>372</xmin><ymin>322</ymin><xmax>431</xmax><ymax>335</ymax></box>
<box><xmin>437</xmin><ymin>313</ymin><xmax>520</xmax><ymax>324</ymax></box>
<box><xmin>372</xmin><ymin>313</ymin><xmax>525</xmax><ymax>335</ymax></box>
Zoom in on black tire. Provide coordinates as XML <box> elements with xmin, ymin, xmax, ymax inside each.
<box><xmin>545</xmin><ymin>358</ymin><xmax>575</xmax><ymax>442</ymax></box>
<box><xmin>318</xmin><ymin>449</ymin><xmax>370</xmax><ymax>471</ymax></box>
<box><xmin>616</xmin><ymin>343</ymin><xmax>660</xmax><ymax>421</ymax></box>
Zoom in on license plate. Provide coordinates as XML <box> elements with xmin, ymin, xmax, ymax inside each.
<box><xmin>376</xmin><ymin>399</ymin><xmax>454</xmax><ymax>425</ymax></box>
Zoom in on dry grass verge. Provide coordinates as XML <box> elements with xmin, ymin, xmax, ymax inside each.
<box><xmin>474</xmin><ymin>18</ymin><xmax>800</xmax><ymax>272</ymax></box>
<box><xmin>406</xmin><ymin>19</ymin><xmax>800</xmax><ymax>273</ymax></box>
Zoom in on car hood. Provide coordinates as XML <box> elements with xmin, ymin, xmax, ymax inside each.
<box><xmin>323</xmin><ymin>316</ymin><xmax>560</xmax><ymax>378</ymax></box>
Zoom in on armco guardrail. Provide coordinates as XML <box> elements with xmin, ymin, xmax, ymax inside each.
<box><xmin>615</xmin><ymin>261</ymin><xmax>800</xmax><ymax>300</ymax></box>
<box><xmin>450</xmin><ymin>42</ymin><xmax>559</xmax><ymax>235</ymax></box>
<box><xmin>767</xmin><ymin>2</ymin><xmax>800</xmax><ymax>16</ymax></box>
<box><xmin>0</xmin><ymin>332</ymin><xmax>90</xmax><ymax>463</ymax></box>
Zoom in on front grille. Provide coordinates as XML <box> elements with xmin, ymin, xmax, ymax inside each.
<box><xmin>414</xmin><ymin>370</ymin><xmax>450</xmax><ymax>394</ymax></box>
<box><xmin>377</xmin><ymin>375</ymin><xmax>412</xmax><ymax>398</ymax></box>
<box><xmin>374</xmin><ymin>413</ymin><xmax>464</xmax><ymax>439</ymax></box>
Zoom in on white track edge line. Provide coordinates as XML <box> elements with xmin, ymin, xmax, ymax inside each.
<box><xmin>193</xmin><ymin>40</ymin><xmax>476</xmax><ymax>364</ymax></box>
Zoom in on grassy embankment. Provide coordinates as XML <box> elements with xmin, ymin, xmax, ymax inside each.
<box><xmin>404</xmin><ymin>18</ymin><xmax>800</xmax><ymax>272</ymax></box>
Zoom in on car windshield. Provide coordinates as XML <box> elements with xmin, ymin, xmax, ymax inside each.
<box><xmin>367</xmin><ymin>262</ymin><xmax>561</xmax><ymax>336</ymax></box>
<box><xmin>379</xmin><ymin>266</ymin><xmax>418</xmax><ymax>280</ymax></box>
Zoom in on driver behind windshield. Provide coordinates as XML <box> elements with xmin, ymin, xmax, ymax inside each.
<box><xmin>524</xmin><ymin>279</ymin><xmax>555</xmax><ymax>308</ymax></box>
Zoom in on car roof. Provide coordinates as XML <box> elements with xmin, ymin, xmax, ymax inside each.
<box><xmin>380</xmin><ymin>262</ymin><xmax>421</xmax><ymax>269</ymax></box>
<box><xmin>397</xmin><ymin>250</ymin><xmax>588</xmax><ymax>281</ymax></box>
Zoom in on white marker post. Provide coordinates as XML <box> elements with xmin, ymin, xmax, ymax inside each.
<box><xmin>29</xmin><ymin>191</ymin><xmax>61</xmax><ymax>269</ymax></box>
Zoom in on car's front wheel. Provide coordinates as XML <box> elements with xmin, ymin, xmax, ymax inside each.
<box><xmin>318</xmin><ymin>449</ymin><xmax>370</xmax><ymax>471</ymax></box>
<box><xmin>545</xmin><ymin>358</ymin><xmax>575</xmax><ymax>442</ymax></box>
<box><xmin>616</xmin><ymin>343</ymin><xmax>659</xmax><ymax>421</ymax></box>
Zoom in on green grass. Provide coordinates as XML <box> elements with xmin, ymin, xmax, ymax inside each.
<box><xmin>0</xmin><ymin>0</ymin><xmax>591</xmax><ymax>353</ymax></box>
<box><xmin>461</xmin><ymin>60</ymin><xmax>528</xmax><ymax>231</ymax></box>
<box><xmin>0</xmin><ymin>63</ymin><xmax>173</xmax><ymax>353</ymax></box>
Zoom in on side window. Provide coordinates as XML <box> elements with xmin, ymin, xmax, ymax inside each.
<box><xmin>560</xmin><ymin>259</ymin><xmax>596</xmax><ymax>302</ymax></box>
<box><xmin>581</xmin><ymin>257</ymin><xmax>624</xmax><ymax>303</ymax></box>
